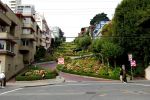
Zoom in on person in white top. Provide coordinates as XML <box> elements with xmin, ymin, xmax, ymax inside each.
<box><xmin>0</xmin><ymin>72</ymin><xmax>5</xmax><ymax>88</ymax></box>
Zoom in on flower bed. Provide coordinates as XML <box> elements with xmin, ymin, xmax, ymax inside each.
<box><xmin>57</xmin><ymin>57</ymin><xmax>120</xmax><ymax>80</ymax></box>
<box><xmin>16</xmin><ymin>66</ymin><xmax>58</xmax><ymax>81</ymax></box>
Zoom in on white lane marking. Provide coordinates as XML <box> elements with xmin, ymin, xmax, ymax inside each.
<box><xmin>4</xmin><ymin>92</ymin><xmax>85</xmax><ymax>96</ymax></box>
<box><xmin>0</xmin><ymin>88</ymin><xmax>23</xmax><ymax>96</ymax></box>
<box><xmin>130</xmin><ymin>83</ymin><xmax>150</xmax><ymax>87</ymax></box>
<box><xmin>50</xmin><ymin>82</ymin><xmax>150</xmax><ymax>87</ymax></box>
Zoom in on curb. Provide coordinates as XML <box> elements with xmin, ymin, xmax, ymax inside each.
<box><xmin>7</xmin><ymin>76</ymin><xmax>65</xmax><ymax>88</ymax></box>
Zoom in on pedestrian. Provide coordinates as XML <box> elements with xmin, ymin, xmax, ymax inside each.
<box><xmin>0</xmin><ymin>71</ymin><xmax>5</xmax><ymax>88</ymax></box>
<box><xmin>120</xmin><ymin>64</ymin><xmax>127</xmax><ymax>83</ymax></box>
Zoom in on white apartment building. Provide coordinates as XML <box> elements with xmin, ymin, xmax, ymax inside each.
<box><xmin>51</xmin><ymin>27</ymin><xmax>61</xmax><ymax>38</ymax></box>
<box><xmin>1</xmin><ymin>0</ymin><xmax>22</xmax><ymax>12</ymax></box>
<box><xmin>35</xmin><ymin>13</ymin><xmax>51</xmax><ymax>49</ymax></box>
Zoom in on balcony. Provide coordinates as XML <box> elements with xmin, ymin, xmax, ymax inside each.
<box><xmin>41</xmin><ymin>42</ymin><xmax>46</xmax><ymax>47</ymax></box>
<box><xmin>19</xmin><ymin>45</ymin><xmax>30</xmax><ymax>54</ymax></box>
<box><xmin>0</xmin><ymin>50</ymin><xmax>15</xmax><ymax>57</ymax></box>
<box><xmin>19</xmin><ymin>45</ymin><xmax>30</xmax><ymax>51</ymax></box>
<box><xmin>0</xmin><ymin>32</ymin><xmax>16</xmax><ymax>43</ymax></box>
<box><xmin>21</xmin><ymin>34</ymin><xmax>36</xmax><ymax>41</ymax></box>
<box><xmin>23</xmin><ymin>23</ymin><xmax>35</xmax><ymax>31</ymax></box>
<box><xmin>23</xmin><ymin>23</ymin><xmax>34</xmax><ymax>28</ymax></box>
<box><xmin>42</xmin><ymin>34</ymin><xmax>46</xmax><ymax>39</ymax></box>
<box><xmin>46</xmin><ymin>39</ymin><xmax>51</xmax><ymax>43</ymax></box>
<box><xmin>0</xmin><ymin>13</ymin><xmax>11</xmax><ymax>26</ymax></box>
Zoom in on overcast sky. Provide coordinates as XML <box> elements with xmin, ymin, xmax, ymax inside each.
<box><xmin>3</xmin><ymin>0</ymin><xmax>122</xmax><ymax>42</ymax></box>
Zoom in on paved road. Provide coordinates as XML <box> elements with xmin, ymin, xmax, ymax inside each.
<box><xmin>0</xmin><ymin>81</ymin><xmax>150</xmax><ymax>100</ymax></box>
<box><xmin>36</xmin><ymin>61</ymin><xmax>57</xmax><ymax>70</ymax></box>
<box><xmin>59</xmin><ymin>72</ymin><xmax>117</xmax><ymax>82</ymax></box>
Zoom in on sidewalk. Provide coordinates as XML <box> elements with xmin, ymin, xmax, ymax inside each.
<box><xmin>7</xmin><ymin>76</ymin><xmax>65</xmax><ymax>87</ymax></box>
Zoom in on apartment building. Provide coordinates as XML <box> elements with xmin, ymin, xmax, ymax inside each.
<box><xmin>92</xmin><ymin>20</ymin><xmax>109</xmax><ymax>39</ymax></box>
<box><xmin>78</xmin><ymin>27</ymin><xmax>89</xmax><ymax>37</ymax></box>
<box><xmin>35</xmin><ymin>13</ymin><xmax>51</xmax><ymax>50</ymax></box>
<box><xmin>1</xmin><ymin>0</ymin><xmax>22</xmax><ymax>12</ymax></box>
<box><xmin>16</xmin><ymin>4</ymin><xmax>36</xmax><ymax>64</ymax></box>
<box><xmin>0</xmin><ymin>1</ymin><xmax>24</xmax><ymax>79</ymax></box>
<box><xmin>51</xmin><ymin>27</ymin><xmax>63</xmax><ymax>38</ymax></box>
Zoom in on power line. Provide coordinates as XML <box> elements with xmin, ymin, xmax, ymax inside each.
<box><xmin>31</xmin><ymin>0</ymin><xmax>121</xmax><ymax>3</ymax></box>
<box><xmin>64</xmin><ymin>36</ymin><xmax>150</xmax><ymax>38</ymax></box>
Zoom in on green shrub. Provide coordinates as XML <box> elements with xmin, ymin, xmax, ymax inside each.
<box><xmin>98</xmin><ymin>67</ymin><xmax>108</xmax><ymax>77</ymax></box>
<box><xmin>56</xmin><ymin>64</ymin><xmax>65</xmax><ymax>71</ymax></box>
<box><xmin>133</xmin><ymin>66</ymin><xmax>145</xmax><ymax>77</ymax></box>
<box><xmin>64</xmin><ymin>56</ymin><xmax>72</xmax><ymax>63</ymax></box>
<box><xmin>109</xmin><ymin>67</ymin><xmax>120</xmax><ymax>80</ymax></box>
<box><xmin>45</xmin><ymin>72</ymin><xmax>55</xmax><ymax>79</ymax></box>
<box><xmin>16</xmin><ymin>75</ymin><xmax>42</xmax><ymax>81</ymax></box>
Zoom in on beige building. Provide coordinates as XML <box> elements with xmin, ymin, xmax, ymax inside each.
<box><xmin>0</xmin><ymin>1</ymin><xmax>50</xmax><ymax>80</ymax></box>
<box><xmin>0</xmin><ymin>1</ymin><xmax>24</xmax><ymax>80</ymax></box>
<box><xmin>16</xmin><ymin>4</ymin><xmax>37</xmax><ymax>64</ymax></box>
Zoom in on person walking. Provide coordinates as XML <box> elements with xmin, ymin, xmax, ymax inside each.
<box><xmin>120</xmin><ymin>64</ymin><xmax>127</xmax><ymax>83</ymax></box>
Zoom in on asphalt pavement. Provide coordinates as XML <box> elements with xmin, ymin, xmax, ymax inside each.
<box><xmin>1</xmin><ymin>80</ymin><xmax>150</xmax><ymax>100</ymax></box>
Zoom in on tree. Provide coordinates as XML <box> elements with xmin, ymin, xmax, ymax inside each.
<box><xmin>74</xmin><ymin>35</ymin><xmax>92</xmax><ymax>50</ymax></box>
<box><xmin>91</xmin><ymin>38</ymin><xmax>123</xmax><ymax>67</ymax></box>
<box><xmin>90</xmin><ymin>13</ymin><xmax>109</xmax><ymax>25</ymax></box>
<box><xmin>101</xmin><ymin>22</ymin><xmax>113</xmax><ymax>37</ymax></box>
<box><xmin>101</xmin><ymin>40</ymin><xmax>123</xmax><ymax>68</ymax></box>
<box><xmin>112</xmin><ymin>0</ymin><xmax>150</xmax><ymax>67</ymax></box>
<box><xmin>34</xmin><ymin>46</ymin><xmax>46</xmax><ymax>61</ymax></box>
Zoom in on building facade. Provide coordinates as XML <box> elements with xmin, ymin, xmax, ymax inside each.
<box><xmin>35</xmin><ymin>13</ymin><xmax>51</xmax><ymax>50</ymax></box>
<box><xmin>16</xmin><ymin>4</ymin><xmax>36</xmax><ymax>64</ymax></box>
<box><xmin>0</xmin><ymin>1</ymin><xmax>24</xmax><ymax>79</ymax></box>
<box><xmin>1</xmin><ymin>0</ymin><xmax>22</xmax><ymax>12</ymax></box>
<box><xmin>51</xmin><ymin>26</ymin><xmax>64</xmax><ymax>39</ymax></box>
<box><xmin>92</xmin><ymin>20</ymin><xmax>109</xmax><ymax>39</ymax></box>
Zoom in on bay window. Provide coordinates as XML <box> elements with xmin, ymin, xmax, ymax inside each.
<box><xmin>0</xmin><ymin>40</ymin><xmax>5</xmax><ymax>50</ymax></box>
<box><xmin>0</xmin><ymin>40</ymin><xmax>14</xmax><ymax>52</ymax></box>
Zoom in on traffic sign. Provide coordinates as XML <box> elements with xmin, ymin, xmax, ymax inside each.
<box><xmin>58</xmin><ymin>58</ymin><xmax>64</xmax><ymax>64</ymax></box>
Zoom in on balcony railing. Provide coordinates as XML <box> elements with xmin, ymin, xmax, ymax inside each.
<box><xmin>23</xmin><ymin>23</ymin><xmax>34</xmax><ymax>28</ymax></box>
<box><xmin>21</xmin><ymin>34</ymin><xmax>36</xmax><ymax>41</ymax></box>
<box><xmin>19</xmin><ymin>45</ymin><xmax>30</xmax><ymax>51</ymax></box>
<box><xmin>0</xmin><ymin>50</ymin><xmax>15</xmax><ymax>56</ymax></box>
<box><xmin>0</xmin><ymin>32</ymin><xmax>16</xmax><ymax>43</ymax></box>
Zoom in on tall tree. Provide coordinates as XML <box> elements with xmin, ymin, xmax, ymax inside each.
<box><xmin>112</xmin><ymin>0</ymin><xmax>150</xmax><ymax>67</ymax></box>
<box><xmin>90</xmin><ymin>13</ymin><xmax>109</xmax><ymax>25</ymax></box>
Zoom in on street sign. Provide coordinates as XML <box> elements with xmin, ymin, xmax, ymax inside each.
<box><xmin>130</xmin><ymin>60</ymin><xmax>136</xmax><ymax>67</ymax></box>
<box><xmin>128</xmin><ymin>54</ymin><xmax>132</xmax><ymax>61</ymax></box>
<box><xmin>58</xmin><ymin>58</ymin><xmax>64</xmax><ymax>64</ymax></box>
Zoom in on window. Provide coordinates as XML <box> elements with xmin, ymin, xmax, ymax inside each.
<box><xmin>23</xmin><ymin>18</ymin><xmax>31</xmax><ymax>23</ymax></box>
<box><xmin>0</xmin><ymin>40</ymin><xmax>14</xmax><ymax>52</ymax></box>
<box><xmin>0</xmin><ymin>40</ymin><xmax>5</xmax><ymax>50</ymax></box>
<box><xmin>23</xmin><ymin>29</ymin><xmax>31</xmax><ymax>34</ymax></box>
<box><xmin>18</xmin><ymin>6</ymin><xmax>24</xmax><ymax>8</ymax></box>
<box><xmin>6</xmin><ymin>41</ymin><xmax>11</xmax><ymax>51</ymax></box>
<box><xmin>22</xmin><ymin>40</ymin><xmax>29</xmax><ymax>46</ymax></box>
<box><xmin>25</xmin><ymin>6</ymin><xmax>31</xmax><ymax>8</ymax></box>
<box><xmin>10</xmin><ymin>1</ymin><xmax>16</xmax><ymax>3</ymax></box>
